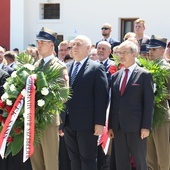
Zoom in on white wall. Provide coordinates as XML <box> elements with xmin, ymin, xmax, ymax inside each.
<box><xmin>10</xmin><ymin>0</ymin><xmax>24</xmax><ymax>51</ymax></box>
<box><xmin>10</xmin><ymin>0</ymin><xmax>170</xmax><ymax>51</ymax></box>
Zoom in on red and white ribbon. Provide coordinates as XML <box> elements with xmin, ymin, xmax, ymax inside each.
<box><xmin>23</xmin><ymin>75</ymin><xmax>36</xmax><ymax>162</ymax></box>
<box><xmin>0</xmin><ymin>94</ymin><xmax>24</xmax><ymax>158</ymax></box>
<box><xmin>98</xmin><ymin>103</ymin><xmax>110</xmax><ymax>155</ymax></box>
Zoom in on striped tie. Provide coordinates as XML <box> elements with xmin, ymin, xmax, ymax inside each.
<box><xmin>71</xmin><ymin>62</ymin><xmax>80</xmax><ymax>86</ymax></box>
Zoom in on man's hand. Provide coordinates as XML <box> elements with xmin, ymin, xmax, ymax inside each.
<box><xmin>59</xmin><ymin>130</ymin><xmax>64</xmax><ymax>137</ymax></box>
<box><xmin>108</xmin><ymin>129</ymin><xmax>114</xmax><ymax>138</ymax></box>
<box><xmin>141</xmin><ymin>128</ymin><xmax>150</xmax><ymax>139</ymax></box>
<box><xmin>94</xmin><ymin>124</ymin><xmax>104</xmax><ymax>136</ymax></box>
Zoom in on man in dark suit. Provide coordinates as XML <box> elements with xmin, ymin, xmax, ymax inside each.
<box><xmin>4</xmin><ymin>51</ymin><xmax>17</xmax><ymax>70</ymax></box>
<box><xmin>61</xmin><ymin>35</ymin><xmax>109</xmax><ymax>170</ymax></box>
<box><xmin>96</xmin><ymin>40</ymin><xmax>116</xmax><ymax>170</ymax></box>
<box><xmin>30</xmin><ymin>27</ymin><xmax>69</xmax><ymax>170</ymax></box>
<box><xmin>97</xmin><ymin>41</ymin><xmax>115</xmax><ymax>84</ymax></box>
<box><xmin>108</xmin><ymin>40</ymin><xmax>154</xmax><ymax>170</ymax></box>
<box><xmin>96</xmin><ymin>23</ymin><xmax>120</xmax><ymax>57</ymax></box>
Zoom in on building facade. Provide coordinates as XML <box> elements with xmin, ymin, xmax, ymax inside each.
<box><xmin>1</xmin><ymin>0</ymin><xmax>170</xmax><ymax>51</ymax></box>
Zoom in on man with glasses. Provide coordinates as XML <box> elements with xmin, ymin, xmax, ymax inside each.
<box><xmin>147</xmin><ymin>35</ymin><xmax>170</xmax><ymax>170</ymax></box>
<box><xmin>96</xmin><ymin>23</ymin><xmax>120</xmax><ymax>57</ymax></box>
<box><xmin>108</xmin><ymin>40</ymin><xmax>154</xmax><ymax>170</ymax></box>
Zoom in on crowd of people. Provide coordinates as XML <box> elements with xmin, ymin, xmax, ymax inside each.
<box><xmin>0</xmin><ymin>18</ymin><xmax>170</xmax><ymax>170</ymax></box>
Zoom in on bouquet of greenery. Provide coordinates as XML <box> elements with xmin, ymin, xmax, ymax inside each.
<box><xmin>138</xmin><ymin>57</ymin><xmax>170</xmax><ymax>129</ymax></box>
<box><xmin>0</xmin><ymin>52</ymin><xmax>70</xmax><ymax>159</ymax></box>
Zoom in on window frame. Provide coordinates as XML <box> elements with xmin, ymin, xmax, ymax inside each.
<box><xmin>120</xmin><ymin>18</ymin><xmax>138</xmax><ymax>42</ymax></box>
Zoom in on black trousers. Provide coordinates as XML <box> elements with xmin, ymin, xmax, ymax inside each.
<box><xmin>97</xmin><ymin>144</ymin><xmax>111</xmax><ymax>170</ymax></box>
<box><xmin>59</xmin><ymin>136</ymin><xmax>71</xmax><ymax>170</ymax></box>
<box><xmin>114</xmin><ymin>130</ymin><xmax>147</xmax><ymax>170</ymax></box>
<box><xmin>0</xmin><ymin>150</ymin><xmax>32</xmax><ymax>170</ymax></box>
<box><xmin>64</xmin><ymin>120</ymin><xmax>98</xmax><ymax>170</ymax></box>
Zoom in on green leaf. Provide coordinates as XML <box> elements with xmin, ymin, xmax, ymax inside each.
<box><xmin>5</xmin><ymin>143</ymin><xmax>12</xmax><ymax>158</ymax></box>
<box><xmin>11</xmin><ymin>134</ymin><xmax>23</xmax><ymax>156</ymax></box>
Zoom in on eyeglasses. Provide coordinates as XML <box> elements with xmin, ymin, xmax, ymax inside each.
<box><xmin>67</xmin><ymin>47</ymin><xmax>72</xmax><ymax>50</ymax></box>
<box><xmin>101</xmin><ymin>27</ymin><xmax>110</xmax><ymax>30</ymax></box>
<box><xmin>117</xmin><ymin>51</ymin><xmax>132</xmax><ymax>55</ymax></box>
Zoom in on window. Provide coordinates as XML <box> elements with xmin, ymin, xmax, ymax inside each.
<box><xmin>40</xmin><ymin>3</ymin><xmax>60</xmax><ymax>19</ymax></box>
<box><xmin>120</xmin><ymin>18</ymin><xmax>138</xmax><ymax>42</ymax></box>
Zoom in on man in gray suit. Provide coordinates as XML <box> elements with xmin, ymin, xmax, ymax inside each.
<box><xmin>108</xmin><ymin>40</ymin><xmax>154</xmax><ymax>170</ymax></box>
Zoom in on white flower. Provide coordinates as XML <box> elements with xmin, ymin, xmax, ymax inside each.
<box><xmin>41</xmin><ymin>87</ymin><xmax>49</xmax><ymax>96</ymax></box>
<box><xmin>21</xmin><ymin>89</ymin><xmax>26</xmax><ymax>97</ymax></box>
<box><xmin>153</xmin><ymin>83</ymin><xmax>157</xmax><ymax>93</ymax></box>
<box><xmin>37</xmin><ymin>99</ymin><xmax>45</xmax><ymax>107</ymax></box>
<box><xmin>24</xmin><ymin>64</ymin><xmax>35</xmax><ymax>71</ymax></box>
<box><xmin>1</xmin><ymin>92</ymin><xmax>9</xmax><ymax>101</ymax></box>
<box><xmin>10</xmin><ymin>84</ymin><xmax>16</xmax><ymax>91</ymax></box>
<box><xmin>3</xmin><ymin>82</ymin><xmax>8</xmax><ymax>89</ymax></box>
<box><xmin>11</xmin><ymin>71</ymin><xmax>17</xmax><ymax>78</ymax></box>
<box><xmin>6</xmin><ymin>99</ymin><xmax>13</xmax><ymax>106</ymax></box>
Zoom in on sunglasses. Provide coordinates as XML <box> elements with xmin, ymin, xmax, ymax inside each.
<box><xmin>101</xmin><ymin>27</ymin><xmax>110</xmax><ymax>30</ymax></box>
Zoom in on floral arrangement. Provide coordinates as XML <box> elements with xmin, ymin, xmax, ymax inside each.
<box><xmin>0</xmin><ymin>52</ymin><xmax>70</xmax><ymax>159</ymax></box>
<box><xmin>109</xmin><ymin>54</ymin><xmax>124</xmax><ymax>75</ymax></box>
<box><xmin>138</xmin><ymin>57</ymin><xmax>170</xmax><ymax>129</ymax></box>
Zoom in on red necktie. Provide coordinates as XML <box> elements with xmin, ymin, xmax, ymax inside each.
<box><xmin>120</xmin><ymin>69</ymin><xmax>129</xmax><ymax>96</ymax></box>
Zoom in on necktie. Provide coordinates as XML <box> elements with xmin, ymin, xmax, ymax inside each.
<box><xmin>120</xmin><ymin>69</ymin><xmax>129</xmax><ymax>96</ymax></box>
<box><xmin>39</xmin><ymin>59</ymin><xmax>44</xmax><ymax>68</ymax></box>
<box><xmin>71</xmin><ymin>62</ymin><xmax>80</xmax><ymax>86</ymax></box>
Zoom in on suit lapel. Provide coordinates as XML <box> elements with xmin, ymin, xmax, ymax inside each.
<box><xmin>124</xmin><ymin>65</ymin><xmax>139</xmax><ymax>94</ymax></box>
<box><xmin>67</xmin><ymin>61</ymin><xmax>74</xmax><ymax>86</ymax></box>
<box><xmin>114</xmin><ymin>69</ymin><xmax>123</xmax><ymax>94</ymax></box>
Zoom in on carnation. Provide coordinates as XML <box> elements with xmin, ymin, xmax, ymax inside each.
<box><xmin>24</xmin><ymin>63</ymin><xmax>35</xmax><ymax>71</ymax></box>
<box><xmin>37</xmin><ymin>99</ymin><xmax>45</xmax><ymax>107</ymax></box>
<box><xmin>1</xmin><ymin>92</ymin><xmax>9</xmax><ymax>101</ymax></box>
<box><xmin>41</xmin><ymin>87</ymin><xmax>49</xmax><ymax>96</ymax></box>
<box><xmin>3</xmin><ymin>82</ymin><xmax>8</xmax><ymax>89</ymax></box>
<box><xmin>6</xmin><ymin>99</ymin><xmax>13</xmax><ymax>106</ymax></box>
<box><xmin>10</xmin><ymin>84</ymin><xmax>16</xmax><ymax>91</ymax></box>
<box><xmin>11</xmin><ymin>71</ymin><xmax>17</xmax><ymax>78</ymax></box>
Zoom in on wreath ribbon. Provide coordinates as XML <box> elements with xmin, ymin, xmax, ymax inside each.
<box><xmin>0</xmin><ymin>75</ymin><xmax>36</xmax><ymax>162</ymax></box>
<box><xmin>0</xmin><ymin>93</ymin><xmax>24</xmax><ymax>158</ymax></box>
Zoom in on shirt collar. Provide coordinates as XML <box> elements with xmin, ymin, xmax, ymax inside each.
<box><xmin>124</xmin><ymin>63</ymin><xmax>137</xmax><ymax>73</ymax></box>
<box><xmin>43</xmin><ymin>55</ymin><xmax>55</xmax><ymax>65</ymax></box>
<box><xmin>74</xmin><ymin>56</ymin><xmax>88</xmax><ymax>66</ymax></box>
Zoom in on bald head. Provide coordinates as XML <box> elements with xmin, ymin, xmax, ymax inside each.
<box><xmin>97</xmin><ymin>41</ymin><xmax>111</xmax><ymax>61</ymax></box>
